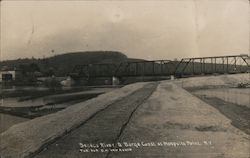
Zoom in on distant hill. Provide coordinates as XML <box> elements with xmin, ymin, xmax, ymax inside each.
<box><xmin>0</xmin><ymin>51</ymin><xmax>143</xmax><ymax>76</ymax></box>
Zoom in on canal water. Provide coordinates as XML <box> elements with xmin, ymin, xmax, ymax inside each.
<box><xmin>192</xmin><ymin>88</ymin><xmax>250</xmax><ymax>108</ymax></box>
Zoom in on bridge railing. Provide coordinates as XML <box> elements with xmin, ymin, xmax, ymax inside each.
<box><xmin>174</xmin><ymin>55</ymin><xmax>249</xmax><ymax>77</ymax></box>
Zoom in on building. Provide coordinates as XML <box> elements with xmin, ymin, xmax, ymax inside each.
<box><xmin>0</xmin><ymin>70</ymin><xmax>16</xmax><ymax>82</ymax></box>
<box><xmin>0</xmin><ymin>68</ymin><xmax>21</xmax><ymax>82</ymax></box>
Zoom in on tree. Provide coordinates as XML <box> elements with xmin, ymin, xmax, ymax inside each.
<box><xmin>29</xmin><ymin>63</ymin><xmax>40</xmax><ymax>72</ymax></box>
<box><xmin>46</xmin><ymin>67</ymin><xmax>55</xmax><ymax>76</ymax></box>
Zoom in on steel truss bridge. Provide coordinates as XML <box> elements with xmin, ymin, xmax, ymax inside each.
<box><xmin>70</xmin><ymin>54</ymin><xmax>250</xmax><ymax>81</ymax></box>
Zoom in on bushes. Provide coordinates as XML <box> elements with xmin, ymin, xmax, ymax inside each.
<box><xmin>43</xmin><ymin>76</ymin><xmax>61</xmax><ymax>88</ymax></box>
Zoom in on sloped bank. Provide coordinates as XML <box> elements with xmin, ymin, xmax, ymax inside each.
<box><xmin>108</xmin><ymin>75</ymin><xmax>249</xmax><ymax>158</ymax></box>
<box><xmin>0</xmin><ymin>82</ymin><xmax>149</xmax><ymax>158</ymax></box>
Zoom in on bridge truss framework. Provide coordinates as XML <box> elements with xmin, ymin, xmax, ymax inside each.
<box><xmin>70</xmin><ymin>54</ymin><xmax>250</xmax><ymax>80</ymax></box>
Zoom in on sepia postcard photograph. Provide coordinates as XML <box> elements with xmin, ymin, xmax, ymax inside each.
<box><xmin>0</xmin><ymin>0</ymin><xmax>249</xmax><ymax>157</ymax></box>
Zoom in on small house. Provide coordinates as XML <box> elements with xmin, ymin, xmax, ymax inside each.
<box><xmin>0</xmin><ymin>67</ymin><xmax>21</xmax><ymax>82</ymax></box>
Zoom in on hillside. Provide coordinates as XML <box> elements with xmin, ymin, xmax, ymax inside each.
<box><xmin>0</xmin><ymin>51</ymin><xmax>136</xmax><ymax>76</ymax></box>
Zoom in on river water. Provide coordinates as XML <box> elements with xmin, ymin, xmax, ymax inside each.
<box><xmin>0</xmin><ymin>86</ymin><xmax>117</xmax><ymax>133</ymax></box>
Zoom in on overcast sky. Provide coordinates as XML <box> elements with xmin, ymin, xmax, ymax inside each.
<box><xmin>0</xmin><ymin>0</ymin><xmax>249</xmax><ymax>61</ymax></box>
